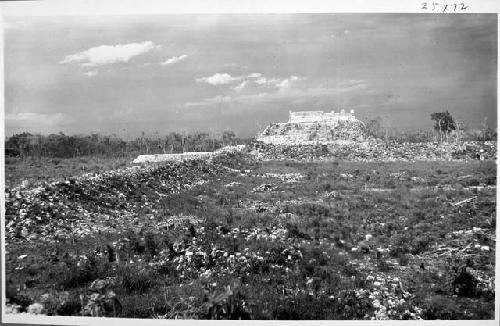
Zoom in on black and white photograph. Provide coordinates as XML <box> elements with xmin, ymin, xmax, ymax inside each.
<box><xmin>1</xmin><ymin>0</ymin><xmax>499</xmax><ymax>323</ymax></box>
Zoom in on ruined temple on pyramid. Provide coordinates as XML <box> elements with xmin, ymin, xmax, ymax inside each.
<box><xmin>257</xmin><ymin>109</ymin><xmax>367</xmax><ymax>145</ymax></box>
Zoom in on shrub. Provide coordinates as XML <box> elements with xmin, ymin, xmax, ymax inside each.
<box><xmin>259</xmin><ymin>290</ymin><xmax>373</xmax><ymax>320</ymax></box>
<box><xmin>145</xmin><ymin>232</ymin><xmax>158</xmax><ymax>259</ymax></box>
<box><xmin>397</xmin><ymin>254</ymin><xmax>410</xmax><ymax>266</ymax></box>
<box><xmin>286</xmin><ymin>223</ymin><xmax>311</xmax><ymax>240</ymax></box>
<box><xmin>56</xmin><ymin>299</ymin><xmax>82</xmax><ymax>316</ymax></box>
<box><xmin>120</xmin><ymin>294</ymin><xmax>169</xmax><ymax>319</ymax></box>
<box><xmin>389</xmin><ymin>238</ymin><xmax>410</xmax><ymax>258</ymax></box>
<box><xmin>341</xmin><ymin>263</ymin><xmax>359</xmax><ymax>277</ymax></box>
<box><xmin>8</xmin><ymin>294</ymin><xmax>33</xmax><ymax>312</ymax></box>
<box><xmin>410</xmin><ymin>235</ymin><xmax>431</xmax><ymax>255</ymax></box>
<box><xmin>422</xmin><ymin>295</ymin><xmax>467</xmax><ymax>319</ymax></box>
<box><xmin>306</xmin><ymin>247</ymin><xmax>330</xmax><ymax>266</ymax></box>
<box><xmin>120</xmin><ymin>266</ymin><xmax>156</xmax><ymax>294</ymax></box>
<box><xmin>58</xmin><ymin>255</ymin><xmax>109</xmax><ymax>289</ymax></box>
<box><xmin>202</xmin><ymin>284</ymin><xmax>251</xmax><ymax>320</ymax></box>
<box><xmin>451</xmin><ymin>268</ymin><xmax>478</xmax><ymax>297</ymax></box>
<box><xmin>60</xmin><ymin>266</ymin><xmax>97</xmax><ymax>289</ymax></box>
<box><xmin>323</xmin><ymin>183</ymin><xmax>332</xmax><ymax>191</ymax></box>
<box><xmin>377</xmin><ymin>259</ymin><xmax>392</xmax><ymax>272</ymax></box>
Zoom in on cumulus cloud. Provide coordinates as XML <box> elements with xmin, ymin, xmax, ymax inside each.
<box><xmin>160</xmin><ymin>54</ymin><xmax>188</xmax><ymax>66</ymax></box>
<box><xmin>252</xmin><ymin>75</ymin><xmax>303</xmax><ymax>89</ymax></box>
<box><xmin>195</xmin><ymin>72</ymin><xmax>303</xmax><ymax>91</ymax></box>
<box><xmin>233</xmin><ymin>80</ymin><xmax>249</xmax><ymax>92</ymax></box>
<box><xmin>254</xmin><ymin>77</ymin><xmax>268</xmax><ymax>85</ymax></box>
<box><xmin>193</xmin><ymin>72</ymin><xmax>307</xmax><ymax>99</ymax></box>
<box><xmin>276</xmin><ymin>75</ymin><xmax>305</xmax><ymax>90</ymax></box>
<box><xmin>84</xmin><ymin>70</ymin><xmax>98</xmax><ymax>77</ymax></box>
<box><xmin>196</xmin><ymin>73</ymin><xmax>240</xmax><ymax>85</ymax></box>
<box><xmin>254</xmin><ymin>77</ymin><xmax>281</xmax><ymax>87</ymax></box>
<box><xmin>60</xmin><ymin>41</ymin><xmax>160</xmax><ymax>67</ymax></box>
<box><xmin>185</xmin><ymin>78</ymin><xmax>367</xmax><ymax>108</ymax></box>
<box><xmin>276</xmin><ymin>79</ymin><xmax>292</xmax><ymax>90</ymax></box>
<box><xmin>248</xmin><ymin>73</ymin><xmax>262</xmax><ymax>78</ymax></box>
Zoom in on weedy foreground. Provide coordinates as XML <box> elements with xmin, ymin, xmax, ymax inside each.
<box><xmin>4</xmin><ymin>150</ymin><xmax>496</xmax><ymax>319</ymax></box>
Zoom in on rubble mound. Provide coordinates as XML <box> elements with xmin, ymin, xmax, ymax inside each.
<box><xmin>257</xmin><ymin>119</ymin><xmax>368</xmax><ymax>145</ymax></box>
<box><xmin>4</xmin><ymin>146</ymin><xmax>252</xmax><ymax>243</ymax></box>
<box><xmin>251</xmin><ymin>140</ymin><xmax>497</xmax><ymax>162</ymax></box>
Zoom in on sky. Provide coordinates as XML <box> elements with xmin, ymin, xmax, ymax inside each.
<box><xmin>3</xmin><ymin>14</ymin><xmax>497</xmax><ymax>137</ymax></box>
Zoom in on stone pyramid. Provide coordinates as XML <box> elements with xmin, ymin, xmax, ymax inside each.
<box><xmin>257</xmin><ymin>110</ymin><xmax>367</xmax><ymax>145</ymax></box>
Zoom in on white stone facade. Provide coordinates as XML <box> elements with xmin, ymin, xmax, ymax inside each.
<box><xmin>133</xmin><ymin>152</ymin><xmax>213</xmax><ymax>164</ymax></box>
<box><xmin>132</xmin><ymin>145</ymin><xmax>246</xmax><ymax>164</ymax></box>
<box><xmin>289</xmin><ymin>109</ymin><xmax>355</xmax><ymax>124</ymax></box>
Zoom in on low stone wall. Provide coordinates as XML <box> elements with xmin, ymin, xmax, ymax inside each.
<box><xmin>132</xmin><ymin>152</ymin><xmax>213</xmax><ymax>164</ymax></box>
<box><xmin>132</xmin><ymin>145</ymin><xmax>247</xmax><ymax>164</ymax></box>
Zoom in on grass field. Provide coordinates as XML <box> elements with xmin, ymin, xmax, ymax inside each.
<box><xmin>4</xmin><ymin>153</ymin><xmax>496</xmax><ymax>319</ymax></box>
<box><xmin>4</xmin><ymin>156</ymin><xmax>134</xmax><ymax>189</ymax></box>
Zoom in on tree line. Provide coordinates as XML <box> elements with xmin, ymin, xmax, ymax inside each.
<box><xmin>5</xmin><ymin>112</ymin><xmax>496</xmax><ymax>158</ymax></box>
<box><xmin>365</xmin><ymin>111</ymin><xmax>496</xmax><ymax>143</ymax></box>
<box><xmin>5</xmin><ymin>131</ymin><xmax>252</xmax><ymax>159</ymax></box>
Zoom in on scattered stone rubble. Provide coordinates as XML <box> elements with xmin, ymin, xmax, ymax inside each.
<box><xmin>4</xmin><ymin>149</ymin><xmax>249</xmax><ymax>244</ymax></box>
<box><xmin>251</xmin><ymin>140</ymin><xmax>496</xmax><ymax>162</ymax></box>
<box><xmin>261</xmin><ymin>172</ymin><xmax>304</xmax><ymax>183</ymax></box>
<box><xmin>5</xmin><ymin>138</ymin><xmax>496</xmax><ymax>319</ymax></box>
<box><xmin>254</xmin><ymin>110</ymin><xmax>496</xmax><ymax>161</ymax></box>
<box><xmin>252</xmin><ymin>184</ymin><xmax>278</xmax><ymax>193</ymax></box>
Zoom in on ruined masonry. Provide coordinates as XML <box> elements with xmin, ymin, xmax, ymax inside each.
<box><xmin>258</xmin><ymin>109</ymin><xmax>367</xmax><ymax>145</ymax></box>
<box><xmin>289</xmin><ymin>109</ymin><xmax>356</xmax><ymax>123</ymax></box>
<box><xmin>132</xmin><ymin>145</ymin><xmax>246</xmax><ymax>164</ymax></box>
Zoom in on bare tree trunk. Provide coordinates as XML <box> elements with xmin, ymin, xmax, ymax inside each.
<box><xmin>438</xmin><ymin>119</ymin><xmax>443</xmax><ymax>143</ymax></box>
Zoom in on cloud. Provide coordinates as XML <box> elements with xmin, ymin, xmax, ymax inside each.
<box><xmin>5</xmin><ymin>112</ymin><xmax>68</xmax><ymax>135</ymax></box>
<box><xmin>248</xmin><ymin>73</ymin><xmax>262</xmax><ymax>78</ymax></box>
<box><xmin>195</xmin><ymin>72</ymin><xmax>302</xmax><ymax>91</ymax></box>
<box><xmin>5</xmin><ymin>112</ymin><xmax>65</xmax><ymax>125</ymax></box>
<box><xmin>60</xmin><ymin>41</ymin><xmax>160</xmax><ymax>67</ymax></box>
<box><xmin>253</xmin><ymin>75</ymin><xmax>304</xmax><ymax>89</ymax></box>
<box><xmin>254</xmin><ymin>77</ymin><xmax>282</xmax><ymax>87</ymax></box>
<box><xmin>160</xmin><ymin>54</ymin><xmax>188</xmax><ymax>66</ymax></box>
<box><xmin>254</xmin><ymin>77</ymin><xmax>268</xmax><ymax>85</ymax></box>
<box><xmin>276</xmin><ymin>79</ymin><xmax>292</xmax><ymax>90</ymax></box>
<box><xmin>233</xmin><ymin>80</ymin><xmax>249</xmax><ymax>92</ymax></box>
<box><xmin>276</xmin><ymin>76</ymin><xmax>303</xmax><ymax>90</ymax></box>
<box><xmin>84</xmin><ymin>70</ymin><xmax>98</xmax><ymax>77</ymax></box>
<box><xmin>185</xmin><ymin>78</ymin><xmax>368</xmax><ymax>108</ymax></box>
<box><xmin>196</xmin><ymin>73</ymin><xmax>240</xmax><ymax>85</ymax></box>
<box><xmin>346</xmin><ymin>79</ymin><xmax>365</xmax><ymax>85</ymax></box>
